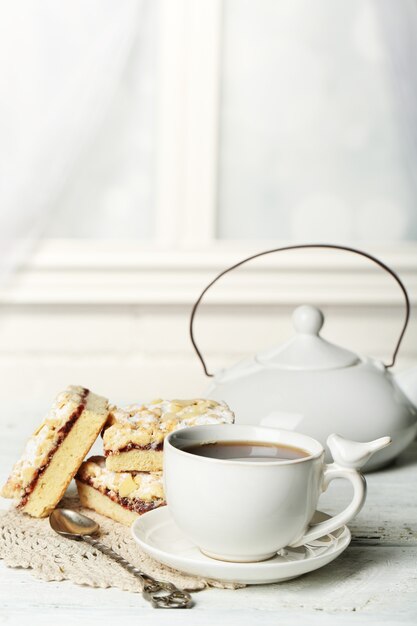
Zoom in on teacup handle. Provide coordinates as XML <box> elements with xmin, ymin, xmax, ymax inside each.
<box><xmin>289</xmin><ymin>433</ymin><xmax>391</xmax><ymax>547</ymax></box>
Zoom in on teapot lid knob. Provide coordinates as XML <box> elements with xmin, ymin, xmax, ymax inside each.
<box><xmin>292</xmin><ymin>305</ymin><xmax>324</xmax><ymax>336</ymax></box>
<box><xmin>256</xmin><ymin>303</ymin><xmax>359</xmax><ymax>370</ymax></box>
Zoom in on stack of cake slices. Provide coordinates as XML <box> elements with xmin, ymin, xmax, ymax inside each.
<box><xmin>76</xmin><ymin>398</ymin><xmax>234</xmax><ymax>525</ymax></box>
<box><xmin>1</xmin><ymin>390</ymin><xmax>234</xmax><ymax>525</ymax></box>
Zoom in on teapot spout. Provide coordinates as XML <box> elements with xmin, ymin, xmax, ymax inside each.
<box><xmin>394</xmin><ymin>365</ymin><xmax>417</xmax><ymax>408</ymax></box>
<box><xmin>327</xmin><ymin>433</ymin><xmax>391</xmax><ymax>469</ymax></box>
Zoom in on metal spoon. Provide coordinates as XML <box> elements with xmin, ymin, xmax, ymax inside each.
<box><xmin>49</xmin><ymin>508</ymin><xmax>193</xmax><ymax>609</ymax></box>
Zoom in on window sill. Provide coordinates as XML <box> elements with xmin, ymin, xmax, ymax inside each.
<box><xmin>1</xmin><ymin>239</ymin><xmax>416</xmax><ymax>307</ymax></box>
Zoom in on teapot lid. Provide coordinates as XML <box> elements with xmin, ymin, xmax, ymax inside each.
<box><xmin>256</xmin><ymin>305</ymin><xmax>359</xmax><ymax>371</ymax></box>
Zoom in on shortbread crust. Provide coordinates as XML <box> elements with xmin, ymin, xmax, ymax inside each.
<box><xmin>77</xmin><ymin>482</ymin><xmax>140</xmax><ymax>526</ymax></box>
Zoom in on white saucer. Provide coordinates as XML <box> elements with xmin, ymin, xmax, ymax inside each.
<box><xmin>131</xmin><ymin>507</ymin><xmax>351</xmax><ymax>585</ymax></box>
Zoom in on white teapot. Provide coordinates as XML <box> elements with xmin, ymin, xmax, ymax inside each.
<box><xmin>190</xmin><ymin>244</ymin><xmax>417</xmax><ymax>471</ymax></box>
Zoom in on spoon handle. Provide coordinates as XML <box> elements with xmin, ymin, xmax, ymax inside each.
<box><xmin>82</xmin><ymin>535</ymin><xmax>193</xmax><ymax>609</ymax></box>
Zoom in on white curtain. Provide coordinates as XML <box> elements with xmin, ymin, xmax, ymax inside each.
<box><xmin>0</xmin><ymin>0</ymin><xmax>146</xmax><ymax>277</ymax></box>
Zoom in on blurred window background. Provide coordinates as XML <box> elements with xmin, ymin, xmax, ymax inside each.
<box><xmin>217</xmin><ymin>0</ymin><xmax>417</xmax><ymax>241</ymax></box>
<box><xmin>2</xmin><ymin>0</ymin><xmax>416</xmax><ymax>245</ymax></box>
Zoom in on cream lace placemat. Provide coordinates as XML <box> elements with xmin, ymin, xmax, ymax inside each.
<box><xmin>0</xmin><ymin>495</ymin><xmax>241</xmax><ymax>592</ymax></box>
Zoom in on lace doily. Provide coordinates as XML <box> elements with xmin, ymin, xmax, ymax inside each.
<box><xmin>0</xmin><ymin>495</ymin><xmax>241</xmax><ymax>592</ymax></box>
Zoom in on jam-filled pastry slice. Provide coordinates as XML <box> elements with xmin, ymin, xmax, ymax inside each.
<box><xmin>1</xmin><ymin>386</ymin><xmax>109</xmax><ymax>518</ymax></box>
<box><xmin>103</xmin><ymin>399</ymin><xmax>234</xmax><ymax>472</ymax></box>
<box><xmin>75</xmin><ymin>456</ymin><xmax>165</xmax><ymax>526</ymax></box>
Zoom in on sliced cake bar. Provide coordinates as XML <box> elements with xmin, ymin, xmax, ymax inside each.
<box><xmin>103</xmin><ymin>398</ymin><xmax>234</xmax><ymax>472</ymax></box>
<box><xmin>76</xmin><ymin>456</ymin><xmax>165</xmax><ymax>526</ymax></box>
<box><xmin>1</xmin><ymin>385</ymin><xmax>109</xmax><ymax>518</ymax></box>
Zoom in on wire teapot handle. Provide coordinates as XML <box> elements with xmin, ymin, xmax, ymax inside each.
<box><xmin>189</xmin><ymin>243</ymin><xmax>410</xmax><ymax>377</ymax></box>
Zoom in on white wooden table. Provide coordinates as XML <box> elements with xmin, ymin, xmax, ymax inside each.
<box><xmin>1</xmin><ymin>413</ymin><xmax>416</xmax><ymax>626</ymax></box>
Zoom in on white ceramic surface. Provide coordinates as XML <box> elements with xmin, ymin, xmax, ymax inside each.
<box><xmin>163</xmin><ymin>425</ymin><xmax>388</xmax><ymax>562</ymax></box>
<box><xmin>206</xmin><ymin>305</ymin><xmax>417</xmax><ymax>470</ymax></box>
<box><xmin>131</xmin><ymin>507</ymin><xmax>351</xmax><ymax>585</ymax></box>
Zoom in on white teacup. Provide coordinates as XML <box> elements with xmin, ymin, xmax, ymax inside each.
<box><xmin>164</xmin><ymin>424</ymin><xmax>390</xmax><ymax>563</ymax></box>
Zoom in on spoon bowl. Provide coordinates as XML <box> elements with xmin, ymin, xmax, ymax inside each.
<box><xmin>50</xmin><ymin>508</ymin><xmax>99</xmax><ymax>538</ymax></box>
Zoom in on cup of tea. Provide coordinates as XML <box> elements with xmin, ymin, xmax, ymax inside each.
<box><xmin>164</xmin><ymin>424</ymin><xmax>390</xmax><ymax>563</ymax></box>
